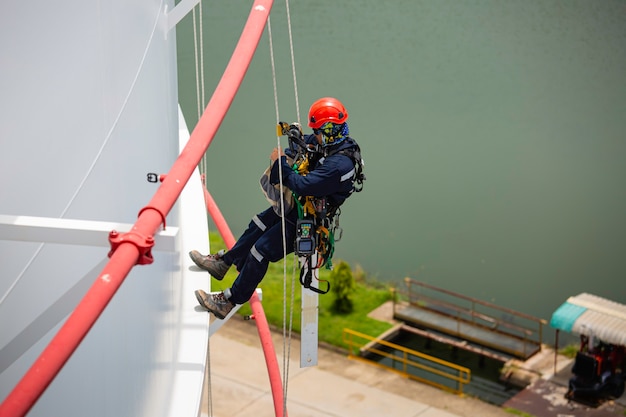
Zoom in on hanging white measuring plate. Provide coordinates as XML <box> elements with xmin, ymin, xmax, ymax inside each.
<box><xmin>300</xmin><ymin>253</ymin><xmax>319</xmax><ymax>367</ymax></box>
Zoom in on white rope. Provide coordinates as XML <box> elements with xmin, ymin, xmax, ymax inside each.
<box><xmin>192</xmin><ymin>3</ymin><xmax>212</xmax><ymax>416</ymax></box>
<box><xmin>205</xmin><ymin>316</ymin><xmax>213</xmax><ymax>417</ymax></box>
<box><xmin>192</xmin><ymin>1</ymin><xmax>208</xmax><ymax>176</ymax></box>
<box><xmin>265</xmin><ymin>16</ymin><xmax>290</xmax><ymax>415</ymax></box>
<box><xmin>280</xmin><ymin>0</ymin><xmax>301</xmax><ymax>376</ymax></box>
<box><xmin>281</xmin><ymin>0</ymin><xmax>301</xmax><ymax>406</ymax></box>
<box><xmin>284</xmin><ymin>0</ymin><xmax>301</xmax><ymax>124</ymax></box>
<box><xmin>267</xmin><ymin>18</ymin><xmax>281</xmax><ymax>126</ymax></box>
<box><xmin>192</xmin><ymin>7</ymin><xmax>201</xmax><ymax>122</ymax></box>
<box><xmin>266</xmin><ymin>4</ymin><xmax>304</xmax><ymax>411</ymax></box>
<box><xmin>198</xmin><ymin>1</ymin><xmax>206</xmax><ymax>116</ymax></box>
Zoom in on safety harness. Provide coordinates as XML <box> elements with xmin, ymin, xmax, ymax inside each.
<box><xmin>277</xmin><ymin>122</ymin><xmax>366</xmax><ymax>294</ymax></box>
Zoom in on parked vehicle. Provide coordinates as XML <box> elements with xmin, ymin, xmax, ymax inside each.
<box><xmin>550</xmin><ymin>293</ymin><xmax>626</xmax><ymax>405</ymax></box>
<box><xmin>568</xmin><ymin>335</ymin><xmax>625</xmax><ymax>402</ymax></box>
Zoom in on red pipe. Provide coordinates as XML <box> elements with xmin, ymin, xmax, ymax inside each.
<box><xmin>203</xmin><ymin>187</ymin><xmax>287</xmax><ymax>417</ymax></box>
<box><xmin>249</xmin><ymin>293</ymin><xmax>287</xmax><ymax>417</ymax></box>
<box><xmin>0</xmin><ymin>1</ymin><xmax>274</xmax><ymax>416</ymax></box>
<box><xmin>202</xmin><ymin>179</ymin><xmax>236</xmax><ymax>247</ymax></box>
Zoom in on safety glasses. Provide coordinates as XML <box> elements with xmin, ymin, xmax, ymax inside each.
<box><xmin>313</xmin><ymin>122</ymin><xmax>337</xmax><ymax>136</ymax></box>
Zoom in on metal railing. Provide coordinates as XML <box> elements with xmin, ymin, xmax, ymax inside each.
<box><xmin>343</xmin><ymin>328</ymin><xmax>471</xmax><ymax>395</ymax></box>
<box><xmin>396</xmin><ymin>278</ymin><xmax>547</xmax><ymax>357</ymax></box>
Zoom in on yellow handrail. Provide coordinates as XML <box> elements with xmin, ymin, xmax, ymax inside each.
<box><xmin>343</xmin><ymin>328</ymin><xmax>471</xmax><ymax>395</ymax></box>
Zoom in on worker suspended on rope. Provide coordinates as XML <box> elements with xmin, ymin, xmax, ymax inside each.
<box><xmin>190</xmin><ymin>97</ymin><xmax>365</xmax><ymax>319</ymax></box>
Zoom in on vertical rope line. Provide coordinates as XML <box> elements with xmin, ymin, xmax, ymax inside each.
<box><xmin>287</xmin><ymin>253</ymin><xmax>297</xmax><ymax>386</ymax></box>
<box><xmin>192</xmin><ymin>4</ymin><xmax>208</xmax><ymax>177</ymax></box>
<box><xmin>267</xmin><ymin>16</ymin><xmax>286</xmax><ymax>413</ymax></box>
<box><xmin>198</xmin><ymin>0</ymin><xmax>207</xmax><ymax>177</ymax></box>
<box><xmin>280</xmin><ymin>0</ymin><xmax>300</xmax><ymax>407</ymax></box>
<box><xmin>192</xmin><ymin>7</ymin><xmax>202</xmax><ymax>123</ymax></box>
<box><xmin>284</xmin><ymin>0</ymin><xmax>300</xmax><ymax>124</ymax></box>
<box><xmin>198</xmin><ymin>0</ymin><xmax>206</xmax><ymax>114</ymax></box>
<box><xmin>205</xmin><ymin>317</ymin><xmax>213</xmax><ymax>417</ymax></box>
<box><xmin>267</xmin><ymin>18</ymin><xmax>280</xmax><ymax>127</ymax></box>
<box><xmin>191</xmin><ymin>5</ymin><xmax>202</xmax><ymax>177</ymax></box>
<box><xmin>193</xmin><ymin>3</ymin><xmax>211</xmax><ymax>415</ymax></box>
<box><xmin>266</xmin><ymin>16</ymin><xmax>292</xmax><ymax>417</ymax></box>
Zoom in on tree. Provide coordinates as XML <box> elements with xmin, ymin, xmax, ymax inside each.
<box><xmin>330</xmin><ymin>260</ymin><xmax>355</xmax><ymax>314</ymax></box>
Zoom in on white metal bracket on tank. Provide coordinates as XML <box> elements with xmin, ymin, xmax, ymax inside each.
<box><xmin>0</xmin><ymin>214</ymin><xmax>177</xmax><ymax>250</ymax></box>
<box><xmin>300</xmin><ymin>254</ymin><xmax>319</xmax><ymax>367</ymax></box>
<box><xmin>165</xmin><ymin>0</ymin><xmax>201</xmax><ymax>33</ymax></box>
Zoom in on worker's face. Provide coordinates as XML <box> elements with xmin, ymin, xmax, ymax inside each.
<box><xmin>314</xmin><ymin>133</ymin><xmax>324</xmax><ymax>145</ymax></box>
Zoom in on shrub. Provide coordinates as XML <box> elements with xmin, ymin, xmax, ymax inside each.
<box><xmin>330</xmin><ymin>260</ymin><xmax>356</xmax><ymax>314</ymax></box>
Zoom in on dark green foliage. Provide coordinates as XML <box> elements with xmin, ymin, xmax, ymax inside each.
<box><xmin>330</xmin><ymin>260</ymin><xmax>356</xmax><ymax>314</ymax></box>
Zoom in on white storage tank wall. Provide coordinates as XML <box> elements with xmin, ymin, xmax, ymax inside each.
<box><xmin>0</xmin><ymin>0</ymin><xmax>210</xmax><ymax>415</ymax></box>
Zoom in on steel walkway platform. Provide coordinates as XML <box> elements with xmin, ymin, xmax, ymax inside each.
<box><xmin>393</xmin><ymin>279</ymin><xmax>546</xmax><ymax>361</ymax></box>
<box><xmin>395</xmin><ymin>303</ymin><xmax>541</xmax><ymax>360</ymax></box>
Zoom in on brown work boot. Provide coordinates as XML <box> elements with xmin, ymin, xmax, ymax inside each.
<box><xmin>195</xmin><ymin>289</ymin><xmax>235</xmax><ymax>319</ymax></box>
<box><xmin>189</xmin><ymin>249</ymin><xmax>230</xmax><ymax>280</ymax></box>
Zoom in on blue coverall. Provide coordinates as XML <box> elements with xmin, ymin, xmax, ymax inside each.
<box><xmin>221</xmin><ymin>135</ymin><xmax>358</xmax><ymax>304</ymax></box>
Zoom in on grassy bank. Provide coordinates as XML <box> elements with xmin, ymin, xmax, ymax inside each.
<box><xmin>207</xmin><ymin>233</ymin><xmax>395</xmax><ymax>350</ymax></box>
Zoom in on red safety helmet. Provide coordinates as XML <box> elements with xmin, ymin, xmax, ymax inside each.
<box><xmin>307</xmin><ymin>97</ymin><xmax>349</xmax><ymax>129</ymax></box>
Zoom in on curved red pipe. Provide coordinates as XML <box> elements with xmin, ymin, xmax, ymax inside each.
<box><xmin>202</xmin><ymin>180</ymin><xmax>236</xmax><ymax>247</ymax></box>
<box><xmin>249</xmin><ymin>294</ymin><xmax>286</xmax><ymax>417</ymax></box>
<box><xmin>203</xmin><ymin>185</ymin><xmax>287</xmax><ymax>417</ymax></box>
<box><xmin>0</xmin><ymin>1</ymin><xmax>275</xmax><ymax>416</ymax></box>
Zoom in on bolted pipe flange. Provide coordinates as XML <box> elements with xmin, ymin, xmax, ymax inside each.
<box><xmin>108</xmin><ymin>230</ymin><xmax>155</xmax><ymax>265</ymax></box>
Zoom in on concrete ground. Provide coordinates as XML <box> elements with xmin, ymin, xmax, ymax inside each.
<box><xmin>200</xmin><ymin>315</ymin><xmax>511</xmax><ymax>417</ymax></box>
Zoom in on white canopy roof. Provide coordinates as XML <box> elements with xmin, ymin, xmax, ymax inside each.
<box><xmin>550</xmin><ymin>293</ymin><xmax>626</xmax><ymax>346</ymax></box>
